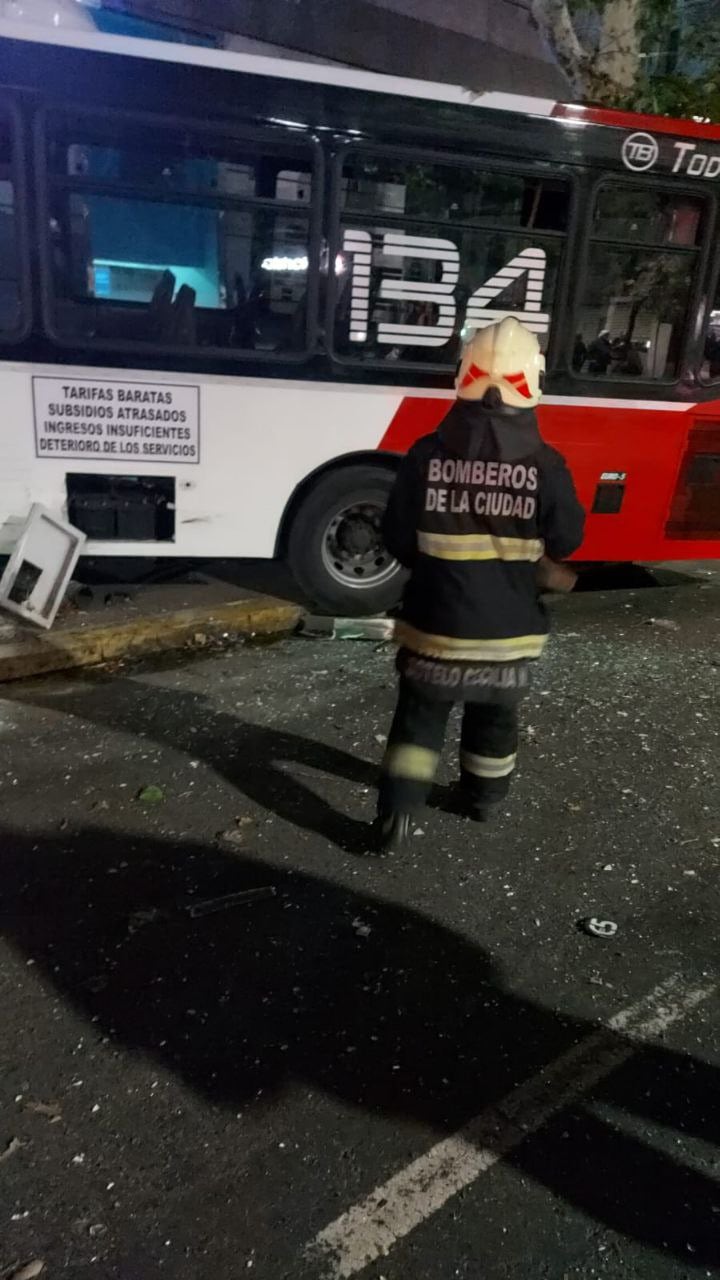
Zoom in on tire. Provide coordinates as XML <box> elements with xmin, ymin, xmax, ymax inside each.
<box><xmin>287</xmin><ymin>464</ymin><xmax>407</xmax><ymax>615</ymax></box>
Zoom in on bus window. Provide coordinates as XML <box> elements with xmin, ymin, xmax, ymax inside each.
<box><xmin>61</xmin><ymin>125</ymin><xmax>314</xmax><ymax>203</ymax></box>
<box><xmin>698</xmin><ymin>260</ymin><xmax>720</xmax><ymax>382</ymax></box>
<box><xmin>42</xmin><ymin>112</ymin><xmax>318</xmax><ymax>355</ymax></box>
<box><xmin>341</xmin><ymin>156</ymin><xmax>569</xmax><ymax>231</ymax></box>
<box><xmin>593</xmin><ymin>187</ymin><xmax>704</xmax><ymax>247</ymax></box>
<box><xmin>577</xmin><ymin>183</ymin><xmax>705</xmax><ymax>380</ymax></box>
<box><xmin>0</xmin><ymin>109</ymin><xmax>24</xmax><ymax>339</ymax></box>
<box><xmin>333</xmin><ymin>151</ymin><xmax>570</xmax><ymax>367</ymax></box>
<box><xmin>702</xmin><ymin>299</ymin><xmax>720</xmax><ymax>381</ymax></box>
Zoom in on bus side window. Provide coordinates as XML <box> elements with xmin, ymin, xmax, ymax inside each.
<box><xmin>700</xmin><ymin>287</ymin><xmax>720</xmax><ymax>382</ymax></box>
<box><xmin>331</xmin><ymin>151</ymin><xmax>570</xmax><ymax>368</ymax></box>
<box><xmin>41</xmin><ymin>112</ymin><xmax>318</xmax><ymax>358</ymax></box>
<box><xmin>0</xmin><ymin>107</ymin><xmax>25</xmax><ymax>340</ymax></box>
<box><xmin>575</xmin><ymin>184</ymin><xmax>706</xmax><ymax>381</ymax></box>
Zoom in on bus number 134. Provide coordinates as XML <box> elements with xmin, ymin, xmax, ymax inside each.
<box><xmin>342</xmin><ymin>230</ymin><xmax>549</xmax><ymax>346</ymax></box>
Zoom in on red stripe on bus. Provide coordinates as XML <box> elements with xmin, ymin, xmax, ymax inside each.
<box><xmin>552</xmin><ymin>101</ymin><xmax>720</xmax><ymax>143</ymax></box>
<box><xmin>378</xmin><ymin>397</ymin><xmax>450</xmax><ymax>452</ymax></box>
<box><xmin>376</xmin><ymin>393</ymin><xmax>701</xmax><ymax>456</ymax></box>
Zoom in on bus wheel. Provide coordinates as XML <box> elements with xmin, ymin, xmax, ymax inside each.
<box><xmin>287</xmin><ymin>464</ymin><xmax>406</xmax><ymax>616</ymax></box>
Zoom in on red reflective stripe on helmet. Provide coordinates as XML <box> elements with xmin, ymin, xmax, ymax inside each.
<box><xmin>459</xmin><ymin>363</ymin><xmax>488</xmax><ymax>389</ymax></box>
<box><xmin>504</xmin><ymin>371</ymin><xmax>532</xmax><ymax>398</ymax></box>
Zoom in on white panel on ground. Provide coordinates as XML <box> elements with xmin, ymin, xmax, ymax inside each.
<box><xmin>0</xmin><ymin>504</ymin><xmax>86</xmax><ymax>629</ymax></box>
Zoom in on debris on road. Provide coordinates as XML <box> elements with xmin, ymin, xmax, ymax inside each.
<box><xmin>579</xmin><ymin>917</ymin><xmax>619</xmax><ymax>939</ymax></box>
<box><xmin>333</xmin><ymin>617</ymin><xmax>394</xmax><ymax>640</ymax></box>
<box><xmin>216</xmin><ymin>827</ymin><xmax>246</xmax><ymax>848</ymax></box>
<box><xmin>0</xmin><ymin>1136</ymin><xmax>24</xmax><ymax>1163</ymax></box>
<box><xmin>299</xmin><ymin>614</ymin><xmax>395</xmax><ymax>641</ymax></box>
<box><xmin>646</xmin><ymin>617</ymin><xmax>681</xmax><ymax>631</ymax></box>
<box><xmin>136</xmin><ymin>784</ymin><xmax>165</xmax><ymax>805</ymax></box>
<box><xmin>9</xmin><ymin>1263</ymin><xmax>45</xmax><ymax>1280</ymax></box>
<box><xmin>22</xmin><ymin>1100</ymin><xmax>62</xmax><ymax>1124</ymax></box>
<box><xmin>215</xmin><ymin>817</ymin><xmax>255</xmax><ymax>848</ymax></box>
<box><xmin>351</xmin><ymin>917</ymin><xmax>372</xmax><ymax>938</ymax></box>
<box><xmin>186</xmin><ymin>887</ymin><xmax>277</xmax><ymax>918</ymax></box>
<box><xmin>128</xmin><ymin>908</ymin><xmax>163</xmax><ymax>934</ymax></box>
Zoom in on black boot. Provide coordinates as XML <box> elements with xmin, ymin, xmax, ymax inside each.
<box><xmin>373</xmin><ymin>811</ymin><xmax>412</xmax><ymax>854</ymax></box>
<box><xmin>467</xmin><ymin>801</ymin><xmax>493</xmax><ymax>823</ymax></box>
<box><xmin>441</xmin><ymin>787</ymin><xmax>495</xmax><ymax>823</ymax></box>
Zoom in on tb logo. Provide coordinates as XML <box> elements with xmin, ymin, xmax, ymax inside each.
<box><xmin>622</xmin><ymin>131</ymin><xmax>659</xmax><ymax>172</ymax></box>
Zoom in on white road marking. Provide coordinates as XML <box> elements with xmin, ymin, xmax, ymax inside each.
<box><xmin>306</xmin><ymin>974</ymin><xmax>716</xmax><ymax>1278</ymax></box>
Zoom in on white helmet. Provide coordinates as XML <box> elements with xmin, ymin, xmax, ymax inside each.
<box><xmin>456</xmin><ymin>317</ymin><xmax>545</xmax><ymax>410</ymax></box>
<box><xmin>1</xmin><ymin>0</ymin><xmax>97</xmax><ymax>28</ymax></box>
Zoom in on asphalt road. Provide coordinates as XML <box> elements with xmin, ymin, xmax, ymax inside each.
<box><xmin>0</xmin><ymin>573</ymin><xmax>719</xmax><ymax>1280</ymax></box>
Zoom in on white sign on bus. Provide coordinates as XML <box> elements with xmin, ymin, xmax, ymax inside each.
<box><xmin>32</xmin><ymin>377</ymin><xmax>201</xmax><ymax>465</ymax></box>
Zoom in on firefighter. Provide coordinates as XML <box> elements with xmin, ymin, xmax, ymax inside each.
<box><xmin>375</xmin><ymin>316</ymin><xmax>585</xmax><ymax>853</ymax></box>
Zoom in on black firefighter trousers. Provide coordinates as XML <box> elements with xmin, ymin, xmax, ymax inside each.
<box><xmin>378</xmin><ymin>678</ymin><xmax>519</xmax><ymax>817</ymax></box>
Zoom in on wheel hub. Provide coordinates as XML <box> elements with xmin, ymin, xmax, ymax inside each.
<box><xmin>335</xmin><ymin>512</ymin><xmax>376</xmax><ymax>557</ymax></box>
<box><xmin>322</xmin><ymin>501</ymin><xmax>398</xmax><ymax>589</ymax></box>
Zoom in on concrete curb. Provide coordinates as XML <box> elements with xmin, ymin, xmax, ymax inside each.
<box><xmin>0</xmin><ymin>596</ymin><xmax>301</xmax><ymax>682</ymax></box>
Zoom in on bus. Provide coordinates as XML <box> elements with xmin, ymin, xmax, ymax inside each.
<box><xmin>1</xmin><ymin>17</ymin><xmax>720</xmax><ymax>615</ymax></box>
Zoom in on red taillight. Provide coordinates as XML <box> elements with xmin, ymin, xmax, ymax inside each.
<box><xmin>666</xmin><ymin>419</ymin><xmax>720</xmax><ymax>538</ymax></box>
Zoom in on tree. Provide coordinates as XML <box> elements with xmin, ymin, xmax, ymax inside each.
<box><xmin>531</xmin><ymin>0</ymin><xmax>720</xmax><ymax>117</ymax></box>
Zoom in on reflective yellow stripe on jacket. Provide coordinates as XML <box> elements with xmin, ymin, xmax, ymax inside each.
<box><xmin>417</xmin><ymin>532</ymin><xmax>545</xmax><ymax>562</ymax></box>
<box><xmin>394</xmin><ymin>621</ymin><xmax>547</xmax><ymax>663</ymax></box>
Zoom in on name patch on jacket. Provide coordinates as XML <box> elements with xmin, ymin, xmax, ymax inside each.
<box><xmin>425</xmin><ymin>458</ymin><xmax>538</xmax><ymax>518</ymax></box>
<box><xmin>399</xmin><ymin>650</ymin><xmax>531</xmax><ymax>703</ymax></box>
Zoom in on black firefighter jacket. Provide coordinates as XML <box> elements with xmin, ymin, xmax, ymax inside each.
<box><xmin>383</xmin><ymin>400</ymin><xmax>586</xmax><ymax>665</ymax></box>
